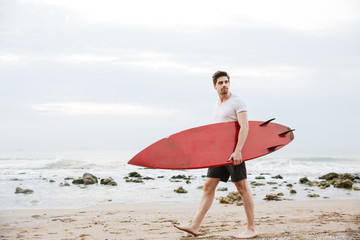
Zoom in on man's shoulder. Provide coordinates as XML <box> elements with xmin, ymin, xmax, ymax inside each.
<box><xmin>230</xmin><ymin>94</ymin><xmax>247</xmax><ymax>112</ymax></box>
<box><xmin>230</xmin><ymin>94</ymin><xmax>246</xmax><ymax>103</ymax></box>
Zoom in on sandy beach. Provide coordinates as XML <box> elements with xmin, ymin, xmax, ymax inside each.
<box><xmin>1</xmin><ymin>199</ymin><xmax>359</xmax><ymax>240</ymax></box>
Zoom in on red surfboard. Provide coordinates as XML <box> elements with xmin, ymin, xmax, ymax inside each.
<box><xmin>128</xmin><ymin>119</ymin><xmax>294</xmax><ymax>169</ymax></box>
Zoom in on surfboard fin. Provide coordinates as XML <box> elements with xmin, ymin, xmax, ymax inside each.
<box><xmin>267</xmin><ymin>144</ymin><xmax>284</xmax><ymax>151</ymax></box>
<box><xmin>279</xmin><ymin>129</ymin><xmax>295</xmax><ymax>136</ymax></box>
<box><xmin>259</xmin><ymin>118</ymin><xmax>276</xmax><ymax>126</ymax></box>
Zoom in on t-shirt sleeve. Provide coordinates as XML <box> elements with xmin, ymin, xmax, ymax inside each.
<box><xmin>233</xmin><ymin>97</ymin><xmax>247</xmax><ymax>113</ymax></box>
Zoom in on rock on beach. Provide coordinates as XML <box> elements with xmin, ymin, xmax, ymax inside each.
<box><xmin>319</xmin><ymin>172</ymin><xmax>339</xmax><ymax>181</ymax></box>
<box><xmin>219</xmin><ymin>191</ymin><xmax>243</xmax><ymax>205</ymax></box>
<box><xmin>128</xmin><ymin>172</ymin><xmax>142</xmax><ymax>178</ymax></box>
<box><xmin>100</xmin><ymin>178</ymin><xmax>117</xmax><ymax>186</ymax></box>
<box><xmin>301</xmin><ymin>173</ymin><xmax>357</xmax><ymax>188</ymax></box>
<box><xmin>264</xmin><ymin>193</ymin><xmax>283</xmax><ymax>201</ymax></box>
<box><xmin>15</xmin><ymin>187</ymin><xmax>33</xmax><ymax>194</ymax></box>
<box><xmin>72</xmin><ymin>173</ymin><xmax>98</xmax><ymax>185</ymax></box>
<box><xmin>307</xmin><ymin>194</ymin><xmax>320</xmax><ymax>198</ymax></box>
<box><xmin>333</xmin><ymin>179</ymin><xmax>353</xmax><ymax>189</ymax></box>
<box><xmin>174</xmin><ymin>187</ymin><xmax>188</xmax><ymax>193</ymax></box>
<box><xmin>59</xmin><ymin>182</ymin><xmax>70</xmax><ymax>187</ymax></box>
<box><xmin>71</xmin><ymin>173</ymin><xmax>118</xmax><ymax>186</ymax></box>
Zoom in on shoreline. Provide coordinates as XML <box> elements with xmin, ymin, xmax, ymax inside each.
<box><xmin>0</xmin><ymin>196</ymin><xmax>357</xmax><ymax>210</ymax></box>
<box><xmin>2</xmin><ymin>153</ymin><xmax>359</xmax><ymax>210</ymax></box>
<box><xmin>1</xmin><ymin>194</ymin><xmax>357</xmax><ymax>211</ymax></box>
<box><xmin>3</xmin><ymin>170</ymin><xmax>359</xmax><ymax>210</ymax></box>
<box><xmin>1</xmin><ymin>199</ymin><xmax>359</xmax><ymax>239</ymax></box>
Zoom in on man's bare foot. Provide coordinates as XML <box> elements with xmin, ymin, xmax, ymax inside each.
<box><xmin>174</xmin><ymin>224</ymin><xmax>199</xmax><ymax>236</ymax></box>
<box><xmin>234</xmin><ymin>229</ymin><xmax>257</xmax><ymax>239</ymax></box>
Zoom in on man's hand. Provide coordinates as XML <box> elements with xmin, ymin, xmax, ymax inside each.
<box><xmin>228</xmin><ymin>151</ymin><xmax>243</xmax><ymax>165</ymax></box>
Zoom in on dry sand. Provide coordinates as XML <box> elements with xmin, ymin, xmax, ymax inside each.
<box><xmin>1</xmin><ymin>200</ymin><xmax>359</xmax><ymax>240</ymax></box>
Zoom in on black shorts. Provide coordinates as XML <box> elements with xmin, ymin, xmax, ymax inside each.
<box><xmin>207</xmin><ymin>162</ymin><xmax>247</xmax><ymax>183</ymax></box>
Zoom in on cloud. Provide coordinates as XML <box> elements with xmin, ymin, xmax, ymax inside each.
<box><xmin>231</xmin><ymin>65</ymin><xmax>314</xmax><ymax>81</ymax></box>
<box><xmin>57</xmin><ymin>52</ymin><xmax>314</xmax><ymax>83</ymax></box>
<box><xmin>21</xmin><ymin>0</ymin><xmax>360</xmax><ymax>32</ymax></box>
<box><xmin>58</xmin><ymin>54</ymin><xmax>119</xmax><ymax>63</ymax></box>
<box><xmin>29</xmin><ymin>102</ymin><xmax>180</xmax><ymax>115</ymax></box>
<box><xmin>0</xmin><ymin>54</ymin><xmax>26</xmax><ymax>63</ymax></box>
<box><xmin>237</xmin><ymin>0</ymin><xmax>360</xmax><ymax>32</ymax></box>
<box><xmin>57</xmin><ymin>51</ymin><xmax>211</xmax><ymax>74</ymax></box>
<box><xmin>57</xmin><ymin>52</ymin><xmax>314</xmax><ymax>82</ymax></box>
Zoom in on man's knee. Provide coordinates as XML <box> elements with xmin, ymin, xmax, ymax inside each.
<box><xmin>234</xmin><ymin>179</ymin><xmax>250</xmax><ymax>195</ymax></box>
<box><xmin>203</xmin><ymin>178</ymin><xmax>219</xmax><ymax>193</ymax></box>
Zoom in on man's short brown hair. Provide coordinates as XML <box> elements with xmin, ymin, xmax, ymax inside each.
<box><xmin>212</xmin><ymin>71</ymin><xmax>230</xmax><ymax>85</ymax></box>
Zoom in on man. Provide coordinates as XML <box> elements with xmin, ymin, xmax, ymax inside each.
<box><xmin>174</xmin><ymin>71</ymin><xmax>257</xmax><ymax>239</ymax></box>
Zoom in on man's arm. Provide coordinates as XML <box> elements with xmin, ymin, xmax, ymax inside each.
<box><xmin>228</xmin><ymin>111</ymin><xmax>249</xmax><ymax>165</ymax></box>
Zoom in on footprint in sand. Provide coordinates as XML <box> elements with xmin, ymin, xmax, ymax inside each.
<box><xmin>79</xmin><ymin>234</ymin><xmax>91</xmax><ymax>238</ymax></box>
<box><xmin>52</xmin><ymin>218</ymin><xmax>76</xmax><ymax>223</ymax></box>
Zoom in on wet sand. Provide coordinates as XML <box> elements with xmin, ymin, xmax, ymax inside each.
<box><xmin>0</xmin><ymin>199</ymin><xmax>359</xmax><ymax>240</ymax></box>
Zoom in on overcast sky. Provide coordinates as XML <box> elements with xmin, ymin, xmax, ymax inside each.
<box><xmin>1</xmin><ymin>0</ymin><xmax>359</xmax><ymax>155</ymax></box>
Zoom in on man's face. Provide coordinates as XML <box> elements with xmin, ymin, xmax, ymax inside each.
<box><xmin>214</xmin><ymin>76</ymin><xmax>230</xmax><ymax>95</ymax></box>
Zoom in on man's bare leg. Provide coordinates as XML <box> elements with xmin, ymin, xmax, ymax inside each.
<box><xmin>234</xmin><ymin>179</ymin><xmax>257</xmax><ymax>239</ymax></box>
<box><xmin>174</xmin><ymin>177</ymin><xmax>220</xmax><ymax>235</ymax></box>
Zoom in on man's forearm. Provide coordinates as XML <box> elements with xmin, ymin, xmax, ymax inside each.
<box><xmin>235</xmin><ymin>126</ymin><xmax>249</xmax><ymax>153</ymax></box>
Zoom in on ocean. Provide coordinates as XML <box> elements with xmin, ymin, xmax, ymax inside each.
<box><xmin>0</xmin><ymin>149</ymin><xmax>359</xmax><ymax>210</ymax></box>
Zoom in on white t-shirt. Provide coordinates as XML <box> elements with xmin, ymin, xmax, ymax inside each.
<box><xmin>213</xmin><ymin>94</ymin><xmax>247</xmax><ymax>123</ymax></box>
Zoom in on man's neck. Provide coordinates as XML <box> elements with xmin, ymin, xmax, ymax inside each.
<box><xmin>218</xmin><ymin>92</ymin><xmax>232</xmax><ymax>104</ymax></box>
